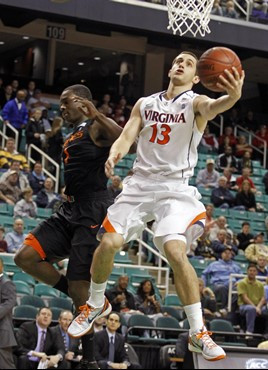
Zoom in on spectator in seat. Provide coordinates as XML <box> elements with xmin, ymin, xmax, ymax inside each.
<box><xmin>235</xmin><ymin>179</ymin><xmax>257</xmax><ymax>212</ymax></box>
<box><xmin>237</xmin><ymin>222</ymin><xmax>254</xmax><ymax>252</ymax></box>
<box><xmin>14</xmin><ymin>187</ymin><xmax>37</xmax><ymax>219</ymax></box>
<box><xmin>256</xmin><ymin>255</ymin><xmax>268</xmax><ymax>277</ymax></box>
<box><xmin>106</xmin><ymin>275</ymin><xmax>136</xmax><ymax>314</ymax></box>
<box><xmin>46</xmin><ymin>116</ymin><xmax>64</xmax><ymax>168</ymax></box>
<box><xmin>237</xmin><ymin>264</ymin><xmax>268</xmax><ymax>335</ymax></box>
<box><xmin>94</xmin><ymin>312</ymin><xmax>139</xmax><ymax>369</ymax></box>
<box><xmin>15</xmin><ymin>307</ymin><xmax>66</xmax><ymax>369</ymax></box>
<box><xmin>2</xmin><ymin>90</ymin><xmax>28</xmax><ymax>148</ymax></box>
<box><xmin>211</xmin><ymin>176</ymin><xmax>236</xmax><ymax>209</ymax></box>
<box><xmin>135</xmin><ymin>280</ymin><xmax>162</xmax><ymax>318</ymax></box>
<box><xmin>253</xmin><ymin>125</ymin><xmax>268</xmax><ymax>162</ymax></box>
<box><xmin>211</xmin><ymin>0</ymin><xmax>223</xmax><ymax>15</ymax></box>
<box><xmin>25</xmin><ymin>109</ymin><xmax>45</xmax><ymax>161</ymax></box>
<box><xmin>245</xmin><ymin>233</ymin><xmax>268</xmax><ymax>262</ymax></box>
<box><xmin>238</xmin><ymin>150</ymin><xmax>253</xmax><ymax>174</ymax></box>
<box><xmin>36</xmin><ymin>177</ymin><xmax>60</xmax><ymax>208</ymax></box>
<box><xmin>0</xmin><ymin>85</ymin><xmax>13</xmax><ymax>109</ymax></box>
<box><xmin>211</xmin><ymin>230</ymin><xmax>238</xmax><ymax>259</ymax></box>
<box><xmin>0</xmin><ymin>170</ymin><xmax>22</xmax><ymax>206</ymax></box>
<box><xmin>0</xmin><ymin>159</ymin><xmax>30</xmax><ymax>191</ymax></box>
<box><xmin>10</xmin><ymin>79</ymin><xmax>19</xmax><ymax>98</ymax></box>
<box><xmin>218</xmin><ymin>126</ymin><xmax>237</xmax><ymax>153</ymax></box>
<box><xmin>223</xmin><ymin>0</ymin><xmax>239</xmax><ymax>18</ymax></box>
<box><xmin>202</xmin><ymin>247</ymin><xmax>242</xmax><ymax>310</ymax></box>
<box><xmin>194</xmin><ymin>232</ymin><xmax>216</xmax><ymax>260</ymax></box>
<box><xmin>196</xmin><ymin>158</ymin><xmax>220</xmax><ymax>189</ymax></box>
<box><xmin>0</xmin><ymin>258</ymin><xmax>17</xmax><ymax>369</ymax></box>
<box><xmin>5</xmin><ymin>218</ymin><xmax>26</xmax><ymax>253</ymax></box>
<box><xmin>198</xmin><ymin>278</ymin><xmax>217</xmax><ymax>322</ymax></box>
<box><xmin>205</xmin><ymin>204</ymin><xmax>216</xmax><ymax>233</ymax></box>
<box><xmin>107</xmin><ymin>175</ymin><xmax>122</xmax><ymax>201</ymax></box>
<box><xmin>209</xmin><ymin>215</ymin><xmax>233</xmax><ymax>242</ymax></box>
<box><xmin>263</xmin><ymin>171</ymin><xmax>268</xmax><ymax>195</ymax></box>
<box><xmin>235</xmin><ymin>136</ymin><xmax>253</xmax><ymax>159</ymax></box>
<box><xmin>111</xmin><ymin>107</ymin><xmax>126</xmax><ymax>128</ymax></box>
<box><xmin>27</xmin><ymin>89</ymin><xmax>51</xmax><ymax>113</ymax></box>
<box><xmin>25</xmin><ymin>80</ymin><xmax>36</xmax><ymax>104</ymax></box>
<box><xmin>236</xmin><ymin>167</ymin><xmax>256</xmax><ymax>193</ymax></box>
<box><xmin>200</xmin><ymin>126</ymin><xmax>219</xmax><ymax>153</ymax></box>
<box><xmin>243</xmin><ymin>110</ymin><xmax>259</xmax><ymax>132</ymax></box>
<box><xmin>0</xmin><ymin>226</ymin><xmax>8</xmax><ymax>253</ymax></box>
<box><xmin>94</xmin><ymin>317</ymin><xmax>107</xmax><ymax>333</ymax></box>
<box><xmin>225</xmin><ymin>107</ymin><xmax>241</xmax><ymax>128</ymax></box>
<box><xmin>50</xmin><ymin>310</ymin><xmax>80</xmax><ymax>369</ymax></box>
<box><xmin>3</xmin><ymin>137</ymin><xmax>29</xmax><ymax>172</ymax></box>
<box><xmin>216</xmin><ymin>146</ymin><xmax>238</xmax><ymax>172</ymax></box>
<box><xmin>28</xmin><ymin>162</ymin><xmax>46</xmax><ymax>195</ymax></box>
<box><xmin>222</xmin><ymin>168</ymin><xmax>238</xmax><ymax>190</ymax></box>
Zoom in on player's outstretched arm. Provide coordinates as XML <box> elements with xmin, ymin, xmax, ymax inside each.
<box><xmin>105</xmin><ymin>98</ymin><xmax>143</xmax><ymax>177</ymax></box>
<box><xmin>73</xmin><ymin>96</ymin><xmax>123</xmax><ymax>144</ymax></box>
<box><xmin>194</xmin><ymin>67</ymin><xmax>245</xmax><ymax>129</ymax></box>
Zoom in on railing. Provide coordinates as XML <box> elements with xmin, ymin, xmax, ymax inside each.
<box><xmin>1</xmin><ymin>123</ymin><xmax>19</xmax><ymax>150</ymax></box>
<box><xmin>234</xmin><ymin>124</ymin><xmax>267</xmax><ymax>168</ymax></box>
<box><xmin>28</xmin><ymin>144</ymin><xmax>60</xmax><ymax>192</ymax></box>
<box><xmin>228</xmin><ymin>273</ymin><xmax>267</xmax><ymax>312</ymax></box>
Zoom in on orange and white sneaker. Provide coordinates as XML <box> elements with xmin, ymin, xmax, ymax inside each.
<box><xmin>68</xmin><ymin>298</ymin><xmax>112</xmax><ymax>338</ymax></box>
<box><xmin>188</xmin><ymin>328</ymin><xmax>226</xmax><ymax>361</ymax></box>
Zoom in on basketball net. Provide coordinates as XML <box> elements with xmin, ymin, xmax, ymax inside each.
<box><xmin>166</xmin><ymin>0</ymin><xmax>214</xmax><ymax>38</ymax></box>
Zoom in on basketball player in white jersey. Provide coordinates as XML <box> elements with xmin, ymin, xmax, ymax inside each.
<box><xmin>68</xmin><ymin>51</ymin><xmax>244</xmax><ymax>361</ymax></box>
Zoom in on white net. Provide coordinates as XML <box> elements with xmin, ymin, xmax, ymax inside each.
<box><xmin>166</xmin><ymin>0</ymin><xmax>214</xmax><ymax>37</ymax></box>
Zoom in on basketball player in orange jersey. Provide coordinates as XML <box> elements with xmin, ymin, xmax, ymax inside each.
<box><xmin>68</xmin><ymin>52</ymin><xmax>245</xmax><ymax>361</ymax></box>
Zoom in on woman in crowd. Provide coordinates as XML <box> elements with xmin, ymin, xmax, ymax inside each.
<box><xmin>235</xmin><ymin>179</ymin><xmax>256</xmax><ymax>212</ymax></box>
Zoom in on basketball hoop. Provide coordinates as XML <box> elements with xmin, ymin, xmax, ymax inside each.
<box><xmin>166</xmin><ymin>0</ymin><xmax>214</xmax><ymax>38</ymax></box>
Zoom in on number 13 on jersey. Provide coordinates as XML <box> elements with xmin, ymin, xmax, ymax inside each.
<box><xmin>149</xmin><ymin>123</ymin><xmax>171</xmax><ymax>145</ymax></box>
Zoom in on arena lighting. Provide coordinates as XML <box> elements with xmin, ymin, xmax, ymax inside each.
<box><xmin>23</xmin><ymin>36</ymin><xmax>30</xmax><ymax>39</ymax></box>
<box><xmin>78</xmin><ymin>62</ymin><xmax>84</xmax><ymax>66</ymax></box>
<box><xmin>0</xmin><ymin>41</ymin><xmax>5</xmax><ymax>45</ymax></box>
<box><xmin>94</xmin><ymin>57</ymin><xmax>101</xmax><ymax>61</ymax></box>
<box><xmin>62</xmin><ymin>67</ymin><xmax>68</xmax><ymax>71</ymax></box>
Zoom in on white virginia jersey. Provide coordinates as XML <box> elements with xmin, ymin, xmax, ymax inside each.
<box><xmin>133</xmin><ymin>90</ymin><xmax>203</xmax><ymax>180</ymax></box>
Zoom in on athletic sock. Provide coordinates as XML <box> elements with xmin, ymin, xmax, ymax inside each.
<box><xmin>81</xmin><ymin>333</ymin><xmax>94</xmax><ymax>361</ymax></box>
<box><xmin>53</xmin><ymin>275</ymin><xmax>70</xmax><ymax>297</ymax></box>
<box><xmin>87</xmin><ymin>280</ymin><xmax>107</xmax><ymax>308</ymax></box>
<box><xmin>184</xmin><ymin>302</ymin><xmax>204</xmax><ymax>334</ymax></box>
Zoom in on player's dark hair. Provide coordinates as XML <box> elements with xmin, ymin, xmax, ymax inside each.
<box><xmin>172</xmin><ymin>51</ymin><xmax>199</xmax><ymax>66</ymax></box>
<box><xmin>64</xmin><ymin>84</ymin><xmax>92</xmax><ymax>101</ymax></box>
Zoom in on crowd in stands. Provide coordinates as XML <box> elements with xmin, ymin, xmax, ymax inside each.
<box><xmin>142</xmin><ymin>0</ymin><xmax>268</xmax><ymax>22</ymax></box>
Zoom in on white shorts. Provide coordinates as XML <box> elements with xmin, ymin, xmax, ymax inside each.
<box><xmin>98</xmin><ymin>174</ymin><xmax>206</xmax><ymax>255</ymax></box>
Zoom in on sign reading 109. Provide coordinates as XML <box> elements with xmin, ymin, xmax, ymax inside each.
<box><xmin>46</xmin><ymin>26</ymin><xmax>66</xmax><ymax>40</ymax></box>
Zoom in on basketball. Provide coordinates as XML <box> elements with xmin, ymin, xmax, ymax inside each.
<box><xmin>197</xmin><ymin>47</ymin><xmax>242</xmax><ymax>92</ymax></box>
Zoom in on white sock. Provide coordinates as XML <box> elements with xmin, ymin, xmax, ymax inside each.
<box><xmin>87</xmin><ymin>280</ymin><xmax>107</xmax><ymax>308</ymax></box>
<box><xmin>184</xmin><ymin>302</ymin><xmax>204</xmax><ymax>334</ymax></box>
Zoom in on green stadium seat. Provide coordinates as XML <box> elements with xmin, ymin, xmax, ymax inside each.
<box><xmin>214</xmin><ymin>208</ymin><xmax>229</xmax><ymax>218</ymax></box>
<box><xmin>199</xmin><ymin>188</ymin><xmax>212</xmax><ymax>196</ymax></box>
<box><xmin>162</xmin><ymin>306</ymin><xmax>185</xmax><ymax>321</ymax></box>
<box><xmin>51</xmin><ymin>307</ymin><xmax>63</xmax><ymax>321</ymax></box>
<box><xmin>36</xmin><ymin>208</ymin><xmax>53</xmax><ymax>219</ymax></box>
<box><xmin>49</xmin><ymin>297</ymin><xmax>73</xmax><ymax>311</ymax></box>
<box><xmin>250</xmin><ymin>212</ymin><xmax>266</xmax><ymax>221</ymax></box>
<box><xmin>34</xmin><ymin>283</ymin><xmax>60</xmax><ymax>298</ymax></box>
<box><xmin>0</xmin><ymin>215</ymin><xmax>15</xmax><ymax>229</ymax></box>
<box><xmin>13</xmin><ymin>305</ymin><xmax>38</xmax><ymax>320</ymax></box>
<box><xmin>209</xmin><ymin>319</ymin><xmax>247</xmax><ymax>346</ymax></box>
<box><xmin>21</xmin><ymin>295</ymin><xmax>46</xmax><ymax>308</ymax></box>
<box><xmin>13</xmin><ymin>272</ymin><xmax>36</xmax><ymax>287</ymax></box>
<box><xmin>0</xmin><ymin>203</ymin><xmax>10</xmax><ymax>215</ymax></box>
<box><xmin>234</xmin><ymin>254</ymin><xmax>248</xmax><ymax>263</ymax></box>
<box><xmin>252</xmin><ymin>177</ymin><xmax>264</xmax><ymax>185</ymax></box>
<box><xmin>14</xmin><ymin>281</ymin><xmax>32</xmax><ymax>295</ymax></box>
<box><xmin>229</xmin><ymin>210</ymin><xmax>249</xmax><ymax>220</ymax></box>
<box><xmin>114</xmin><ymin>252</ymin><xmax>132</xmax><ymax>264</ymax></box>
<box><xmin>127</xmin><ymin>314</ymin><xmax>166</xmax><ymax>344</ymax></box>
<box><xmin>156</xmin><ymin>316</ymin><xmax>181</xmax><ymax>342</ymax></box>
<box><xmin>164</xmin><ymin>294</ymin><xmax>183</xmax><ymax>307</ymax></box>
<box><xmin>251</xmin><ymin>221</ymin><xmax>265</xmax><ymax>231</ymax></box>
<box><xmin>252</xmin><ymin>161</ymin><xmax>261</xmax><ymax>168</ymax></box>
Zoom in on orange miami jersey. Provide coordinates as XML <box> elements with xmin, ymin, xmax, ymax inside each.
<box><xmin>134</xmin><ymin>90</ymin><xmax>202</xmax><ymax>180</ymax></box>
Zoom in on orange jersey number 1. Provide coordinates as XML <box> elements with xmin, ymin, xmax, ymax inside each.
<box><xmin>149</xmin><ymin>123</ymin><xmax>171</xmax><ymax>145</ymax></box>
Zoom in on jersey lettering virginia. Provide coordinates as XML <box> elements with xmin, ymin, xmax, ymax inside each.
<box><xmin>134</xmin><ymin>90</ymin><xmax>202</xmax><ymax>179</ymax></box>
<box><xmin>63</xmin><ymin>121</ymin><xmax>110</xmax><ymax>196</ymax></box>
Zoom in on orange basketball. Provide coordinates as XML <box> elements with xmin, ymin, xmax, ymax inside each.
<box><xmin>197</xmin><ymin>47</ymin><xmax>242</xmax><ymax>92</ymax></box>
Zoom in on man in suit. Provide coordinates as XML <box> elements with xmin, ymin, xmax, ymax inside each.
<box><xmin>16</xmin><ymin>307</ymin><xmax>66</xmax><ymax>369</ymax></box>
<box><xmin>51</xmin><ymin>310</ymin><xmax>80</xmax><ymax>369</ymax></box>
<box><xmin>0</xmin><ymin>258</ymin><xmax>17</xmax><ymax>369</ymax></box>
<box><xmin>94</xmin><ymin>312</ymin><xmax>140</xmax><ymax>369</ymax></box>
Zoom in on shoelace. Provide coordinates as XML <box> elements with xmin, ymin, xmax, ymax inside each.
<box><xmin>196</xmin><ymin>331</ymin><xmax>217</xmax><ymax>349</ymax></box>
<box><xmin>75</xmin><ymin>304</ymin><xmax>92</xmax><ymax>325</ymax></box>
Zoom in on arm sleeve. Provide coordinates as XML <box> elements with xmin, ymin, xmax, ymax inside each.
<box><xmin>245</xmin><ymin>244</ymin><xmax>257</xmax><ymax>263</ymax></box>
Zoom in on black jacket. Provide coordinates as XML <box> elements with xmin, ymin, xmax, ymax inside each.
<box><xmin>94</xmin><ymin>329</ymin><xmax>129</xmax><ymax>368</ymax></box>
<box><xmin>106</xmin><ymin>286</ymin><xmax>136</xmax><ymax>312</ymax></box>
<box><xmin>16</xmin><ymin>321</ymin><xmax>65</xmax><ymax>358</ymax></box>
<box><xmin>50</xmin><ymin>325</ymin><xmax>80</xmax><ymax>354</ymax></box>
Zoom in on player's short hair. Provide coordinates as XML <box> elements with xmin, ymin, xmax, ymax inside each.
<box><xmin>172</xmin><ymin>51</ymin><xmax>199</xmax><ymax>66</ymax></box>
<box><xmin>64</xmin><ymin>84</ymin><xmax>92</xmax><ymax>101</ymax></box>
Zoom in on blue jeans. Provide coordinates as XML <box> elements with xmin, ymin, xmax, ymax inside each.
<box><xmin>239</xmin><ymin>305</ymin><xmax>267</xmax><ymax>333</ymax></box>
